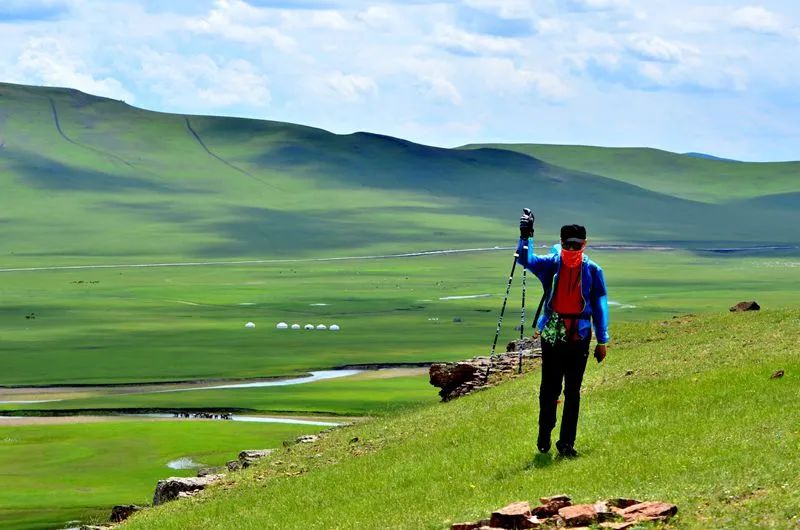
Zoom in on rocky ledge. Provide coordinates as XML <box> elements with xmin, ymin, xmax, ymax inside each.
<box><xmin>429</xmin><ymin>337</ymin><xmax>541</xmax><ymax>401</ymax></box>
<box><xmin>452</xmin><ymin>494</ymin><xmax>677</xmax><ymax>529</ymax></box>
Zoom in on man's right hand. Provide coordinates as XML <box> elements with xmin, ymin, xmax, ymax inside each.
<box><xmin>519</xmin><ymin>208</ymin><xmax>534</xmax><ymax>238</ymax></box>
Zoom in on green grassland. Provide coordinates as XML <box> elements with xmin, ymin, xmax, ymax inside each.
<box><xmin>462</xmin><ymin>143</ymin><xmax>800</xmax><ymax>203</ymax></box>
<box><xmin>1</xmin><ymin>81</ymin><xmax>799</xmax><ymax>530</ymax></box>
<box><xmin>2</xmin><ymin>373</ymin><xmax>436</xmax><ymax>417</ymax></box>
<box><xmin>2</xmin><ymin>250</ymin><xmax>799</xmax><ymax>387</ymax></box>
<box><xmin>1</xmin><ymin>82</ymin><xmax>799</xmax><ymax>270</ymax></box>
<box><xmin>122</xmin><ymin>309</ymin><xmax>800</xmax><ymax>529</ymax></box>
<box><xmin>0</xmin><ymin>419</ymin><xmax>318</xmax><ymax>530</ymax></box>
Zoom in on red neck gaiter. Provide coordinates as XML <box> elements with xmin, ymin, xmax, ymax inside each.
<box><xmin>561</xmin><ymin>249</ymin><xmax>584</xmax><ymax>268</ymax></box>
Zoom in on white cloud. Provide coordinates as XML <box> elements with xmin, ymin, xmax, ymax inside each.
<box><xmin>138</xmin><ymin>50</ymin><xmax>270</xmax><ymax>108</ymax></box>
<box><xmin>564</xmin><ymin>0</ymin><xmax>630</xmax><ymax>12</ymax></box>
<box><xmin>635</xmin><ymin>60</ymin><xmax>747</xmax><ymax>92</ymax></box>
<box><xmin>730</xmin><ymin>6</ymin><xmax>784</xmax><ymax>35</ymax></box>
<box><xmin>536</xmin><ymin>18</ymin><xmax>568</xmax><ymax>35</ymax></box>
<box><xmin>14</xmin><ymin>37</ymin><xmax>133</xmax><ymax>101</ymax></box>
<box><xmin>323</xmin><ymin>72</ymin><xmax>377</xmax><ymax>102</ymax></box>
<box><xmin>479</xmin><ymin>58</ymin><xmax>573</xmax><ymax>101</ymax></box>
<box><xmin>435</xmin><ymin>24</ymin><xmax>523</xmax><ymax>56</ymax></box>
<box><xmin>186</xmin><ymin>0</ymin><xmax>295</xmax><ymax>50</ymax></box>
<box><xmin>463</xmin><ymin>0</ymin><xmax>537</xmax><ymax>19</ymax></box>
<box><xmin>280</xmin><ymin>9</ymin><xmax>352</xmax><ymax>31</ymax></box>
<box><xmin>626</xmin><ymin>34</ymin><xmax>698</xmax><ymax>63</ymax></box>
<box><xmin>417</xmin><ymin>75</ymin><xmax>463</xmax><ymax>105</ymax></box>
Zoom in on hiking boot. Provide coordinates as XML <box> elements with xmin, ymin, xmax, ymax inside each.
<box><xmin>556</xmin><ymin>440</ymin><xmax>578</xmax><ymax>458</ymax></box>
<box><xmin>537</xmin><ymin>431</ymin><xmax>551</xmax><ymax>453</ymax></box>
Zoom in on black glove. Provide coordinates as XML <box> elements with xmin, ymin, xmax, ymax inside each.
<box><xmin>519</xmin><ymin>208</ymin><xmax>534</xmax><ymax>238</ymax></box>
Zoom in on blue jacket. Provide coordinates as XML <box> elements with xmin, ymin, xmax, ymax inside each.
<box><xmin>516</xmin><ymin>237</ymin><xmax>610</xmax><ymax>344</ymax></box>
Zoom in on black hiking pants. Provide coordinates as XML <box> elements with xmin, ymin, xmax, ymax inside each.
<box><xmin>538</xmin><ymin>337</ymin><xmax>590</xmax><ymax>447</ymax></box>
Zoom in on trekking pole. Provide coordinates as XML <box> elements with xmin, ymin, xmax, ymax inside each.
<box><xmin>517</xmin><ymin>270</ymin><xmax>527</xmax><ymax>373</ymax></box>
<box><xmin>484</xmin><ymin>246</ymin><xmax>521</xmax><ymax>382</ymax></box>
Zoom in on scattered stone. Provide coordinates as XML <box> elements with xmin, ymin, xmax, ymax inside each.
<box><xmin>558</xmin><ymin>504</ymin><xmax>597</xmax><ymax>527</ymax></box>
<box><xmin>771</xmin><ymin>370</ymin><xmax>785</xmax><ymax>379</ymax></box>
<box><xmin>80</xmin><ymin>526</ymin><xmax>114</xmax><ymax>530</ymax></box>
<box><xmin>226</xmin><ymin>460</ymin><xmax>242</xmax><ymax>472</ymax></box>
<box><xmin>239</xmin><ymin>449</ymin><xmax>273</xmax><ymax>460</ymax></box>
<box><xmin>592</xmin><ymin>501</ymin><xmax>622</xmax><ymax>523</ymax></box>
<box><xmin>296</xmin><ymin>434</ymin><xmax>319</xmax><ymax>444</ymax></box>
<box><xmin>605</xmin><ymin>498</ymin><xmax>641</xmax><ymax>509</ymax></box>
<box><xmin>531</xmin><ymin>495</ymin><xmax>571</xmax><ymax>517</ymax></box>
<box><xmin>239</xmin><ymin>449</ymin><xmax>274</xmax><ymax>468</ymax></box>
<box><xmin>489</xmin><ymin>501</ymin><xmax>533</xmax><ymax>528</ymax></box>
<box><xmin>625</xmin><ymin>370</ymin><xmax>634</xmax><ymax>376</ymax></box>
<box><xmin>110</xmin><ymin>504</ymin><xmax>142</xmax><ymax>522</ymax></box>
<box><xmin>196</xmin><ymin>466</ymin><xmax>225</xmax><ymax>477</ymax></box>
<box><xmin>621</xmin><ymin>501</ymin><xmax>678</xmax><ymax>522</ymax></box>
<box><xmin>152</xmin><ymin>474</ymin><xmax>224</xmax><ymax>505</ymax></box>
<box><xmin>539</xmin><ymin>494</ymin><xmax>571</xmax><ymax>505</ymax></box>
<box><xmin>450</xmin><ymin>495</ymin><xmax>675</xmax><ymax>530</ymax></box>
<box><xmin>730</xmin><ymin>300</ymin><xmax>760</xmax><ymax>312</ymax></box>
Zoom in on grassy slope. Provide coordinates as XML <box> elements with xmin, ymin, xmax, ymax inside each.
<box><xmin>462</xmin><ymin>143</ymin><xmax>800</xmax><ymax>203</ymax></box>
<box><xmin>1</xmin><ymin>82</ymin><xmax>799</xmax><ymax>269</ymax></box>
<box><xmin>123</xmin><ymin>310</ymin><xmax>800</xmax><ymax>529</ymax></box>
<box><xmin>0</xmin><ymin>420</ymin><xmax>317</xmax><ymax>530</ymax></box>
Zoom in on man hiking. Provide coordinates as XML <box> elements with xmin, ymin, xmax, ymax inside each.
<box><xmin>517</xmin><ymin>209</ymin><xmax>610</xmax><ymax>458</ymax></box>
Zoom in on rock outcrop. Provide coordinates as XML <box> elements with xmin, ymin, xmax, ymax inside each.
<box><xmin>451</xmin><ymin>495</ymin><xmax>677</xmax><ymax>529</ymax></box>
<box><xmin>430</xmin><ymin>337</ymin><xmax>541</xmax><ymax>401</ymax></box>
<box><xmin>238</xmin><ymin>449</ymin><xmax>275</xmax><ymax>468</ymax></box>
<box><xmin>152</xmin><ymin>474</ymin><xmax>225</xmax><ymax>505</ymax></box>
<box><xmin>110</xmin><ymin>504</ymin><xmax>142</xmax><ymax>522</ymax></box>
<box><xmin>730</xmin><ymin>300</ymin><xmax>760</xmax><ymax>311</ymax></box>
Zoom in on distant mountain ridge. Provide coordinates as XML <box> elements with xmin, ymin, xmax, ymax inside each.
<box><xmin>683</xmin><ymin>152</ymin><xmax>741</xmax><ymax>163</ymax></box>
<box><xmin>0</xmin><ymin>81</ymin><xmax>798</xmax><ymax>265</ymax></box>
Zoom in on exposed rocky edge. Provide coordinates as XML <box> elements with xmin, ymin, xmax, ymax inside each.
<box><xmin>99</xmin><ymin>435</ymin><xmax>324</xmax><ymax>525</ymax></box>
<box><xmin>730</xmin><ymin>300</ymin><xmax>760</xmax><ymax>311</ymax></box>
<box><xmin>226</xmin><ymin>448</ymin><xmax>276</xmax><ymax>471</ymax></box>
<box><xmin>451</xmin><ymin>495</ymin><xmax>677</xmax><ymax>529</ymax></box>
<box><xmin>110</xmin><ymin>504</ymin><xmax>142</xmax><ymax>523</ymax></box>
<box><xmin>152</xmin><ymin>474</ymin><xmax>225</xmax><ymax>505</ymax></box>
<box><xmin>430</xmin><ymin>337</ymin><xmax>541</xmax><ymax>401</ymax></box>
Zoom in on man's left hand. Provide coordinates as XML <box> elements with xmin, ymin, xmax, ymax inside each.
<box><xmin>594</xmin><ymin>344</ymin><xmax>607</xmax><ymax>363</ymax></box>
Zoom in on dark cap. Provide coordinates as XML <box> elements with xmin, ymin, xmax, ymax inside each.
<box><xmin>560</xmin><ymin>224</ymin><xmax>587</xmax><ymax>242</ymax></box>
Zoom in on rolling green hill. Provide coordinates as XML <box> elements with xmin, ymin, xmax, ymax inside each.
<box><xmin>461</xmin><ymin>143</ymin><xmax>800</xmax><ymax>204</ymax></box>
<box><xmin>1</xmin><ymin>81</ymin><xmax>799</xmax><ymax>269</ymax></box>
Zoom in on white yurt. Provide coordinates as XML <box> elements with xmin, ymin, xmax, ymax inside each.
<box><xmin>276</xmin><ymin>322</ymin><xmax>289</xmax><ymax>329</ymax></box>
<box><xmin>329</xmin><ymin>324</ymin><xmax>340</xmax><ymax>331</ymax></box>
<box><xmin>291</xmin><ymin>324</ymin><xmax>301</xmax><ymax>330</ymax></box>
<box><xmin>304</xmin><ymin>324</ymin><xmax>314</xmax><ymax>330</ymax></box>
<box><xmin>316</xmin><ymin>324</ymin><xmax>327</xmax><ymax>330</ymax></box>
<box><xmin>245</xmin><ymin>322</ymin><xmax>256</xmax><ymax>329</ymax></box>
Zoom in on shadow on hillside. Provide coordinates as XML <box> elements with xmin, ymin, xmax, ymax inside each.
<box><xmin>7</xmin><ymin>151</ymin><xmax>178</xmax><ymax>193</ymax></box>
<box><xmin>193</xmin><ymin>205</ymin><xmax>484</xmax><ymax>257</ymax></box>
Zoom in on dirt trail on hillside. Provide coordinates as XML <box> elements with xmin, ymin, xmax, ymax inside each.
<box><xmin>184</xmin><ymin>116</ymin><xmax>278</xmax><ymax>191</ymax></box>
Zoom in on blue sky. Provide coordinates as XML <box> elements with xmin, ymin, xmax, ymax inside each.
<box><xmin>1</xmin><ymin>0</ymin><xmax>799</xmax><ymax>160</ymax></box>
